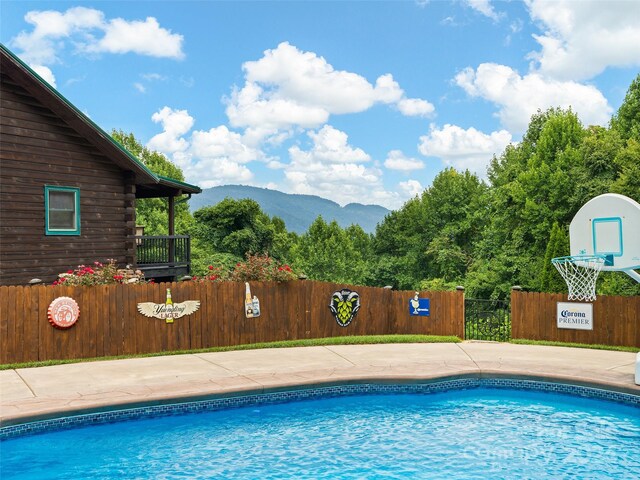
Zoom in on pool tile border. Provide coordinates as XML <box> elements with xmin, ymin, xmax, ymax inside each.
<box><xmin>1</xmin><ymin>378</ymin><xmax>638</xmax><ymax>440</ymax></box>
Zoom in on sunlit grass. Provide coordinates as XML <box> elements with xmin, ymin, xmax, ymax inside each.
<box><xmin>510</xmin><ymin>338</ymin><xmax>639</xmax><ymax>353</ymax></box>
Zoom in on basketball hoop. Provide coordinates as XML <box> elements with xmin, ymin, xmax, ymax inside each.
<box><xmin>551</xmin><ymin>255</ymin><xmax>606</xmax><ymax>302</ymax></box>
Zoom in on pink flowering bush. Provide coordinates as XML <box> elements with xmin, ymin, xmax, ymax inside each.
<box><xmin>230</xmin><ymin>254</ymin><xmax>297</xmax><ymax>282</ymax></box>
<box><xmin>193</xmin><ymin>254</ymin><xmax>298</xmax><ymax>283</ymax></box>
<box><xmin>53</xmin><ymin>259</ymin><xmax>146</xmax><ymax>286</ymax></box>
<box><xmin>191</xmin><ymin>264</ymin><xmax>229</xmax><ymax>283</ymax></box>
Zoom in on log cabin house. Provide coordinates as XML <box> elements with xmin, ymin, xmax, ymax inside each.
<box><xmin>0</xmin><ymin>45</ymin><xmax>201</xmax><ymax>286</ymax></box>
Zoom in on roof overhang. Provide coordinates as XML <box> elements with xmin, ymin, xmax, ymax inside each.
<box><xmin>136</xmin><ymin>176</ymin><xmax>202</xmax><ymax>198</ymax></box>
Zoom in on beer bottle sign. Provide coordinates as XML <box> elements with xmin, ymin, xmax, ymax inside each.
<box><xmin>252</xmin><ymin>295</ymin><xmax>261</xmax><ymax>317</ymax></box>
<box><xmin>245</xmin><ymin>283</ymin><xmax>260</xmax><ymax>318</ymax></box>
<box><xmin>165</xmin><ymin>288</ymin><xmax>174</xmax><ymax>323</ymax></box>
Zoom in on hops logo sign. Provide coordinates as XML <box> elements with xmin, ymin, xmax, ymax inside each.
<box><xmin>329</xmin><ymin>289</ymin><xmax>361</xmax><ymax>327</ymax></box>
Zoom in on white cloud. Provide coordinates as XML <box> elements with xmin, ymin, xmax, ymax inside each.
<box><xmin>225</xmin><ymin>42</ymin><xmax>434</xmax><ymax>141</ymax></box>
<box><xmin>10</xmin><ymin>7</ymin><xmax>184</xmax><ymax>81</ymax></box>
<box><xmin>282</xmin><ymin>125</ymin><xmax>400</xmax><ymax>207</ymax></box>
<box><xmin>11</xmin><ymin>7</ymin><xmax>104</xmax><ymax>65</ymax></box>
<box><xmin>384</xmin><ymin>150</ymin><xmax>425</xmax><ymax>172</ymax></box>
<box><xmin>289</xmin><ymin>125</ymin><xmax>370</xmax><ymax>165</ymax></box>
<box><xmin>399</xmin><ymin>179</ymin><xmax>424</xmax><ymax>198</ymax></box>
<box><xmin>267</xmin><ymin>160</ymin><xmax>286</xmax><ymax>169</ymax></box>
<box><xmin>455</xmin><ymin>63</ymin><xmax>612</xmax><ymax>132</ymax></box>
<box><xmin>31</xmin><ymin>64</ymin><xmax>56</xmax><ymax>87</ymax></box>
<box><xmin>373</xmin><ymin>74</ymin><xmax>404</xmax><ymax>104</ymax></box>
<box><xmin>418</xmin><ymin>124</ymin><xmax>512</xmax><ymax>175</ymax></box>
<box><xmin>146</xmin><ymin>108</ymin><xmax>261</xmax><ymax>187</ymax></box>
<box><xmin>147</xmin><ymin>107</ymin><xmax>194</xmax><ymax>154</ymax></box>
<box><xmin>190</xmin><ymin>126</ymin><xmax>262</xmax><ymax>165</ymax></box>
<box><xmin>184</xmin><ymin>156</ymin><xmax>254</xmax><ymax>189</ymax></box>
<box><xmin>464</xmin><ymin>0</ymin><xmax>501</xmax><ymax>21</ymax></box>
<box><xmin>526</xmin><ymin>0</ymin><xmax>640</xmax><ymax>80</ymax></box>
<box><xmin>242</xmin><ymin>42</ymin><xmax>389</xmax><ymax>114</ymax></box>
<box><xmin>87</xmin><ymin>17</ymin><xmax>184</xmax><ymax>59</ymax></box>
<box><xmin>133</xmin><ymin>82</ymin><xmax>145</xmax><ymax>93</ymax></box>
<box><xmin>225</xmin><ymin>81</ymin><xmax>329</xmax><ymax>137</ymax></box>
<box><xmin>397</xmin><ymin>98</ymin><xmax>435</xmax><ymax>117</ymax></box>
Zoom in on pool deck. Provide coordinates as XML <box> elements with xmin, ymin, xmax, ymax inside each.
<box><xmin>1</xmin><ymin>342</ymin><xmax>638</xmax><ymax>426</ymax></box>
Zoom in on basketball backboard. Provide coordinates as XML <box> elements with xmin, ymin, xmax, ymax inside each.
<box><xmin>569</xmin><ymin>194</ymin><xmax>640</xmax><ymax>277</ymax></box>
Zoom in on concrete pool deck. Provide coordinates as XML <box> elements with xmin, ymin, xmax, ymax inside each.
<box><xmin>1</xmin><ymin>342</ymin><xmax>638</xmax><ymax>426</ymax></box>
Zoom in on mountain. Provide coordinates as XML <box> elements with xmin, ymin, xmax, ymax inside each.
<box><xmin>189</xmin><ymin>185</ymin><xmax>390</xmax><ymax>234</ymax></box>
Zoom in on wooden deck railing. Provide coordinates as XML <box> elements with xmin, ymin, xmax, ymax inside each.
<box><xmin>134</xmin><ymin>235</ymin><xmax>190</xmax><ymax>266</ymax></box>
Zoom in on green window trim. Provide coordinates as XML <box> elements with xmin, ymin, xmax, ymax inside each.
<box><xmin>44</xmin><ymin>186</ymin><xmax>81</xmax><ymax>235</ymax></box>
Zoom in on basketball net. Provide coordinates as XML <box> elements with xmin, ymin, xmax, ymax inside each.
<box><xmin>551</xmin><ymin>255</ymin><xmax>606</xmax><ymax>302</ymax></box>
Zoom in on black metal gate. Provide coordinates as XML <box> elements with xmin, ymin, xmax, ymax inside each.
<box><xmin>464</xmin><ymin>298</ymin><xmax>511</xmax><ymax>341</ymax></box>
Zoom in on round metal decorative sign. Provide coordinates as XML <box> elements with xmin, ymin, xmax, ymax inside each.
<box><xmin>48</xmin><ymin>297</ymin><xmax>80</xmax><ymax>329</ymax></box>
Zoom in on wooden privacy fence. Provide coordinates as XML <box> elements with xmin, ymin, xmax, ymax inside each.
<box><xmin>511</xmin><ymin>291</ymin><xmax>640</xmax><ymax>347</ymax></box>
<box><xmin>0</xmin><ymin>281</ymin><xmax>465</xmax><ymax>364</ymax></box>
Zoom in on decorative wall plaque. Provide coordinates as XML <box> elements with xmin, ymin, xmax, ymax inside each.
<box><xmin>329</xmin><ymin>289</ymin><xmax>360</xmax><ymax>327</ymax></box>
<box><xmin>137</xmin><ymin>288</ymin><xmax>200</xmax><ymax>324</ymax></box>
<box><xmin>409</xmin><ymin>292</ymin><xmax>430</xmax><ymax>316</ymax></box>
<box><xmin>48</xmin><ymin>296</ymin><xmax>80</xmax><ymax>329</ymax></box>
<box><xmin>244</xmin><ymin>283</ymin><xmax>261</xmax><ymax>318</ymax></box>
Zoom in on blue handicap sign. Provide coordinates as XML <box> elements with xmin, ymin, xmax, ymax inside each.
<box><xmin>409</xmin><ymin>297</ymin><xmax>430</xmax><ymax>316</ymax></box>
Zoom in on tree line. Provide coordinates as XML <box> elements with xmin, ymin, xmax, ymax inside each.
<box><xmin>113</xmin><ymin>75</ymin><xmax>640</xmax><ymax>299</ymax></box>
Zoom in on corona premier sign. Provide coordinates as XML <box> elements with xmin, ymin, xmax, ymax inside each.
<box><xmin>556</xmin><ymin>302</ymin><xmax>593</xmax><ymax>330</ymax></box>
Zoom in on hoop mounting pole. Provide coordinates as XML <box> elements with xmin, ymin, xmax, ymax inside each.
<box><xmin>623</xmin><ymin>269</ymin><xmax>640</xmax><ymax>283</ymax></box>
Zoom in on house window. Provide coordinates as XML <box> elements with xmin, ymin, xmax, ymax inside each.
<box><xmin>45</xmin><ymin>186</ymin><xmax>80</xmax><ymax>235</ymax></box>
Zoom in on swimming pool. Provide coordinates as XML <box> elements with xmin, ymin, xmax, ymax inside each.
<box><xmin>2</xmin><ymin>380</ymin><xmax>639</xmax><ymax>479</ymax></box>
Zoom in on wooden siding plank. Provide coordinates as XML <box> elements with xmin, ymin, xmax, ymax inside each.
<box><xmin>0</xmin><ymin>287</ymin><xmax>10</xmax><ymax>363</ymax></box>
<box><xmin>20</xmin><ymin>286</ymin><xmax>36</xmax><ymax>363</ymax></box>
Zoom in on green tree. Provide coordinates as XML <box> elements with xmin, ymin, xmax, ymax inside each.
<box><xmin>599</xmin><ymin>272</ymin><xmax>640</xmax><ymax>296</ymax></box>
<box><xmin>569</xmin><ymin>126</ymin><xmax>624</xmax><ymax>207</ymax></box>
<box><xmin>370</xmin><ymin>196</ymin><xmax>424</xmax><ymax>288</ymax></box>
<box><xmin>468</xmin><ymin>108</ymin><xmax>586</xmax><ymax>298</ymax></box>
<box><xmin>372</xmin><ymin>168</ymin><xmax>487</xmax><ymax>289</ymax></box>
<box><xmin>539</xmin><ymin>222</ymin><xmax>569</xmax><ymax>293</ymax></box>
<box><xmin>270</xmin><ymin>215</ymin><xmax>298</xmax><ymax>263</ymax></box>
<box><xmin>192</xmin><ymin>198</ymin><xmax>277</xmax><ymax>259</ymax></box>
<box><xmin>611</xmin><ymin>73</ymin><xmax>640</xmax><ymax>142</ymax></box>
<box><xmin>290</xmin><ymin>217</ymin><xmax>369</xmax><ymax>284</ymax></box>
<box><xmin>111</xmin><ymin>130</ymin><xmax>193</xmax><ymax>235</ymax></box>
<box><xmin>609</xmin><ymin>74</ymin><xmax>640</xmax><ymax>199</ymax></box>
<box><xmin>611</xmin><ymin>139</ymin><xmax>640</xmax><ymax>199</ymax></box>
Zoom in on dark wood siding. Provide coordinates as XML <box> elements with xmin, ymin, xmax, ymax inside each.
<box><xmin>0</xmin><ymin>72</ymin><xmax>133</xmax><ymax>285</ymax></box>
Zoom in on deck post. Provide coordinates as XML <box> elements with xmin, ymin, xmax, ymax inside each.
<box><xmin>168</xmin><ymin>195</ymin><xmax>175</xmax><ymax>265</ymax></box>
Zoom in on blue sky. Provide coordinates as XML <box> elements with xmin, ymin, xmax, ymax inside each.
<box><xmin>2</xmin><ymin>1</ymin><xmax>639</xmax><ymax>208</ymax></box>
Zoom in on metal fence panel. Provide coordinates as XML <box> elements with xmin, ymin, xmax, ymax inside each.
<box><xmin>464</xmin><ymin>298</ymin><xmax>511</xmax><ymax>341</ymax></box>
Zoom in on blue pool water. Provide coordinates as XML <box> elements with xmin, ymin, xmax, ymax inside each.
<box><xmin>2</xmin><ymin>388</ymin><xmax>639</xmax><ymax>479</ymax></box>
